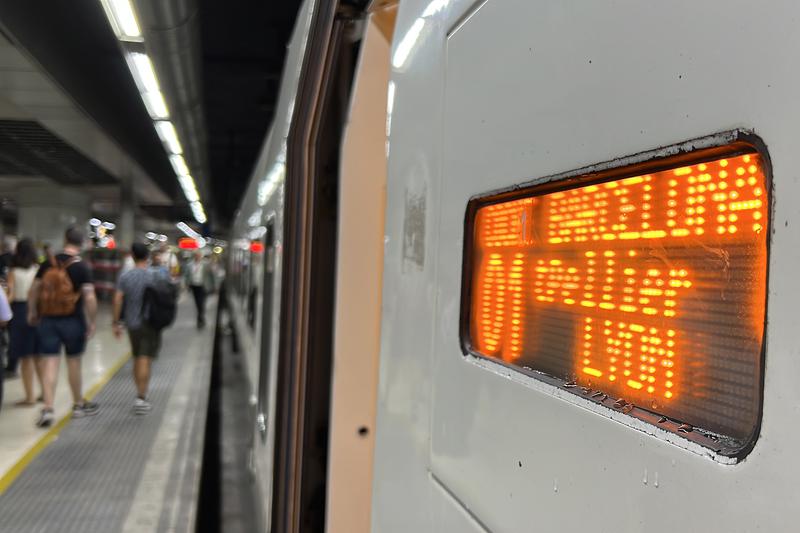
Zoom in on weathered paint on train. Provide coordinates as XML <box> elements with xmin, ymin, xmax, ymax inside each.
<box><xmin>372</xmin><ymin>0</ymin><xmax>798</xmax><ymax>531</ymax></box>
<box><xmin>228</xmin><ymin>0</ymin><xmax>800</xmax><ymax>531</ymax></box>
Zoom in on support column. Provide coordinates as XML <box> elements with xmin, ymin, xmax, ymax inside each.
<box><xmin>17</xmin><ymin>185</ymin><xmax>90</xmax><ymax>248</ymax></box>
<box><xmin>116</xmin><ymin>174</ymin><xmax>136</xmax><ymax>249</ymax></box>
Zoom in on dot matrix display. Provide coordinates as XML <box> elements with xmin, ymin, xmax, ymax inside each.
<box><xmin>469</xmin><ymin>152</ymin><xmax>768</xmax><ymax>440</ymax></box>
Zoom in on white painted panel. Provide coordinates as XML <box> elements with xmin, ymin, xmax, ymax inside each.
<box><xmin>371</xmin><ymin>0</ymin><xmax>459</xmax><ymax>531</ymax></box>
<box><xmin>430</xmin><ymin>475</ymin><xmax>489</xmax><ymax>533</ymax></box>
<box><xmin>424</xmin><ymin>0</ymin><xmax>800</xmax><ymax>531</ymax></box>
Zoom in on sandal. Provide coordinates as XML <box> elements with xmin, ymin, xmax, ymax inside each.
<box><xmin>15</xmin><ymin>399</ymin><xmax>36</xmax><ymax>407</ymax></box>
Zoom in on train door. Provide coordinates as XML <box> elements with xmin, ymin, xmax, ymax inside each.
<box><xmin>269</xmin><ymin>2</ymin><xmax>363</xmax><ymax>531</ymax></box>
<box><xmin>324</xmin><ymin>5</ymin><xmax>396</xmax><ymax>533</ymax></box>
<box><xmin>374</xmin><ymin>0</ymin><xmax>797</xmax><ymax>531</ymax></box>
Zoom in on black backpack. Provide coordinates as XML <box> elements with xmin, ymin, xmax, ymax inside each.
<box><xmin>142</xmin><ymin>276</ymin><xmax>178</xmax><ymax>330</ymax></box>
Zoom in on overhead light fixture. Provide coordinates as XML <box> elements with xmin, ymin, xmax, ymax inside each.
<box><xmin>177</xmin><ymin>221</ymin><xmax>206</xmax><ymax>247</ymax></box>
<box><xmin>99</xmin><ymin>0</ymin><xmax>142</xmax><ymax>42</ymax></box>
<box><xmin>190</xmin><ymin>201</ymin><xmax>207</xmax><ymax>225</ymax></box>
<box><xmin>155</xmin><ymin>121</ymin><xmax>183</xmax><ymax>154</ymax></box>
<box><xmin>108</xmin><ymin>19</ymin><xmax>207</xmax><ymax>225</ymax></box>
<box><xmin>128</xmin><ymin>52</ymin><xmax>159</xmax><ymax>93</ymax></box>
<box><xmin>169</xmin><ymin>154</ymin><xmax>190</xmax><ymax>176</ymax></box>
<box><xmin>142</xmin><ymin>91</ymin><xmax>169</xmax><ymax>119</ymax></box>
<box><xmin>177</xmin><ymin>221</ymin><xmax>200</xmax><ymax>238</ymax></box>
<box><xmin>178</xmin><ymin>174</ymin><xmax>200</xmax><ymax>203</ymax></box>
<box><xmin>126</xmin><ymin>52</ymin><xmax>169</xmax><ymax>119</ymax></box>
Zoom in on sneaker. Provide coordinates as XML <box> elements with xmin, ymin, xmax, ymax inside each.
<box><xmin>72</xmin><ymin>400</ymin><xmax>99</xmax><ymax>419</ymax></box>
<box><xmin>133</xmin><ymin>397</ymin><xmax>152</xmax><ymax>415</ymax></box>
<box><xmin>36</xmin><ymin>409</ymin><xmax>54</xmax><ymax>428</ymax></box>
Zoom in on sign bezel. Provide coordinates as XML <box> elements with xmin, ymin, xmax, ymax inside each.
<box><xmin>458</xmin><ymin>130</ymin><xmax>772</xmax><ymax>460</ymax></box>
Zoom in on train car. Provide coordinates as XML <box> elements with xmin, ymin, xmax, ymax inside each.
<box><xmin>226</xmin><ymin>1</ymin><xmax>394</xmax><ymax>531</ymax></box>
<box><xmin>227</xmin><ymin>0</ymin><xmax>795</xmax><ymax>531</ymax></box>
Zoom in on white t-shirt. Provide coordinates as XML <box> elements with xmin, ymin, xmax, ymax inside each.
<box><xmin>11</xmin><ymin>265</ymin><xmax>38</xmax><ymax>302</ymax></box>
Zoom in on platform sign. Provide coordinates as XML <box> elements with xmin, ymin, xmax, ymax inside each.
<box><xmin>466</xmin><ymin>151</ymin><xmax>768</xmax><ymax>440</ymax></box>
<box><xmin>178</xmin><ymin>237</ymin><xmax>199</xmax><ymax>250</ymax></box>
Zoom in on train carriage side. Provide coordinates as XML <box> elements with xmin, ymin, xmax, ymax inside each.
<box><xmin>227</xmin><ymin>1</ymin><xmax>396</xmax><ymax>531</ymax></box>
<box><xmin>372</xmin><ymin>0</ymin><xmax>799</xmax><ymax>531</ymax></box>
<box><xmin>226</xmin><ymin>1</ymin><xmax>316</xmax><ymax>529</ymax></box>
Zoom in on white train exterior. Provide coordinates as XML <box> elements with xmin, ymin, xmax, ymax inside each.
<box><xmin>227</xmin><ymin>1</ymin><xmax>795</xmax><ymax>531</ymax></box>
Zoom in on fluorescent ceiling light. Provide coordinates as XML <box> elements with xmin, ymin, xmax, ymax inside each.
<box><xmin>128</xmin><ymin>52</ymin><xmax>159</xmax><ymax>93</ymax></box>
<box><xmin>100</xmin><ymin>0</ymin><xmax>142</xmax><ymax>42</ymax></box>
<box><xmin>178</xmin><ymin>175</ymin><xmax>200</xmax><ymax>203</ymax></box>
<box><xmin>190</xmin><ymin>201</ymin><xmax>207</xmax><ymax>224</ymax></box>
<box><xmin>155</xmin><ymin>121</ymin><xmax>183</xmax><ymax>154</ymax></box>
<box><xmin>126</xmin><ymin>52</ymin><xmax>169</xmax><ymax>119</ymax></box>
<box><xmin>169</xmin><ymin>154</ymin><xmax>189</xmax><ymax>176</ymax></box>
<box><xmin>177</xmin><ymin>221</ymin><xmax>200</xmax><ymax>239</ymax></box>
<box><xmin>142</xmin><ymin>91</ymin><xmax>169</xmax><ymax>120</ymax></box>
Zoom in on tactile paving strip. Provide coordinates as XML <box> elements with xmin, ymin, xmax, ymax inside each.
<box><xmin>0</xmin><ymin>299</ymin><xmax>214</xmax><ymax>533</ymax></box>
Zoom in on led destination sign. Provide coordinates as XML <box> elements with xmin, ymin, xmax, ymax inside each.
<box><xmin>468</xmin><ymin>150</ymin><xmax>768</xmax><ymax>441</ymax></box>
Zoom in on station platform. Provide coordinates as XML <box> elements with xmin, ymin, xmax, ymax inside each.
<box><xmin>0</xmin><ymin>295</ymin><xmax>215</xmax><ymax>532</ymax></box>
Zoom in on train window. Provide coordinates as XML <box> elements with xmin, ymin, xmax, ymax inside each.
<box><xmin>462</xmin><ymin>138</ymin><xmax>769</xmax><ymax>455</ymax></box>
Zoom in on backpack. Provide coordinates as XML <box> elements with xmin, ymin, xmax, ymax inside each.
<box><xmin>38</xmin><ymin>256</ymin><xmax>81</xmax><ymax>317</ymax></box>
<box><xmin>142</xmin><ymin>275</ymin><xmax>178</xmax><ymax>330</ymax></box>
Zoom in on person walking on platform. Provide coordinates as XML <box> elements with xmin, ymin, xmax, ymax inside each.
<box><xmin>185</xmin><ymin>251</ymin><xmax>214</xmax><ymax>329</ymax></box>
<box><xmin>28</xmin><ymin>227</ymin><xmax>99</xmax><ymax>428</ymax></box>
<box><xmin>0</xmin><ymin>287</ymin><xmax>12</xmax><ymax>411</ymax></box>
<box><xmin>6</xmin><ymin>238</ymin><xmax>43</xmax><ymax>405</ymax></box>
<box><xmin>0</xmin><ymin>236</ymin><xmax>15</xmax><ymax>379</ymax></box>
<box><xmin>113</xmin><ymin>243</ymin><xmax>173</xmax><ymax>414</ymax></box>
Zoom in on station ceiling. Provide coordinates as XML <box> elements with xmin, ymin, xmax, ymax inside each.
<box><xmin>0</xmin><ymin>0</ymin><xmax>303</xmax><ymax>228</ymax></box>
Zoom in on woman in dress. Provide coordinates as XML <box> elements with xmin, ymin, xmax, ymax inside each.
<box><xmin>6</xmin><ymin>238</ymin><xmax>42</xmax><ymax>405</ymax></box>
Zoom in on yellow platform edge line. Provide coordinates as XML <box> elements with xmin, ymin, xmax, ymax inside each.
<box><xmin>0</xmin><ymin>350</ymin><xmax>132</xmax><ymax>495</ymax></box>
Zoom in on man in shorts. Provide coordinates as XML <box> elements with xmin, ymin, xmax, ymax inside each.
<box><xmin>27</xmin><ymin>227</ymin><xmax>99</xmax><ymax>427</ymax></box>
<box><xmin>113</xmin><ymin>243</ymin><xmax>168</xmax><ymax>414</ymax></box>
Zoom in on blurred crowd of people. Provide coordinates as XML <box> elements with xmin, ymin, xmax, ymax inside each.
<box><xmin>0</xmin><ymin>227</ymin><xmax>219</xmax><ymax>427</ymax></box>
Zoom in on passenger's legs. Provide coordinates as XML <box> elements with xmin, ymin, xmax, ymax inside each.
<box><xmin>133</xmin><ymin>356</ymin><xmax>151</xmax><ymax>399</ymax></box>
<box><xmin>191</xmin><ymin>285</ymin><xmax>207</xmax><ymax>326</ymax></box>
<box><xmin>198</xmin><ymin>288</ymin><xmax>206</xmax><ymax>326</ymax></box>
<box><xmin>19</xmin><ymin>356</ymin><xmax>37</xmax><ymax>403</ymax></box>
<box><xmin>39</xmin><ymin>355</ymin><xmax>60</xmax><ymax>410</ymax></box>
<box><xmin>34</xmin><ymin>356</ymin><xmax>43</xmax><ymax>395</ymax></box>
<box><xmin>190</xmin><ymin>285</ymin><xmax>201</xmax><ymax>318</ymax></box>
<box><xmin>5</xmin><ymin>345</ymin><xmax>18</xmax><ymax>374</ymax></box>
<box><xmin>66</xmin><ymin>356</ymin><xmax>82</xmax><ymax>404</ymax></box>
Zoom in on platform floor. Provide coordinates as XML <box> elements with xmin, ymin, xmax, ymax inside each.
<box><xmin>0</xmin><ymin>296</ymin><xmax>214</xmax><ymax>533</ymax></box>
<box><xmin>0</xmin><ymin>303</ymin><xmax>130</xmax><ymax>479</ymax></box>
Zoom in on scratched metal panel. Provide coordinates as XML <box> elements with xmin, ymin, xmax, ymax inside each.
<box><xmin>370</xmin><ymin>0</ymin><xmax>454</xmax><ymax>530</ymax></box>
<box><xmin>372</xmin><ymin>0</ymin><xmax>800</xmax><ymax>531</ymax></box>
